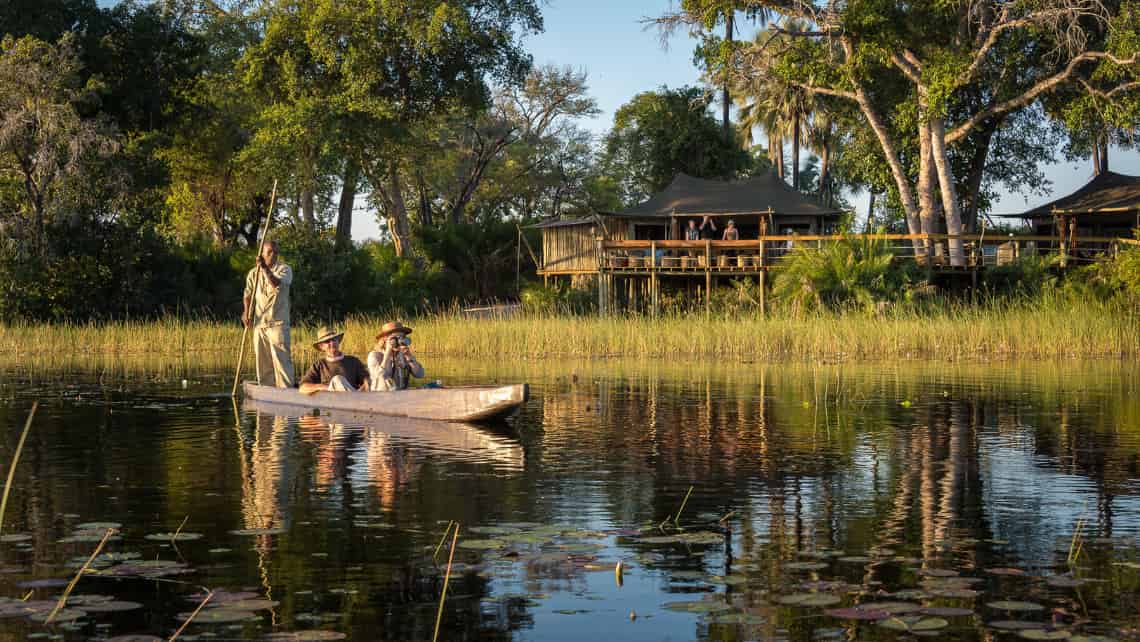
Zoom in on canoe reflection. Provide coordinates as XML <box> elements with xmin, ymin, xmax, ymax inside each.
<box><xmin>238</xmin><ymin>400</ymin><xmax>525</xmax><ymax>525</ymax></box>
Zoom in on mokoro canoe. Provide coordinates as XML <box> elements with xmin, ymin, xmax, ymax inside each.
<box><xmin>241</xmin><ymin>381</ymin><xmax>528</xmax><ymax>422</ymax></box>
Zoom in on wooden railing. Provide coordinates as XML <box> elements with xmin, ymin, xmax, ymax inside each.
<box><xmin>591</xmin><ymin>234</ymin><xmax>1138</xmax><ymax>272</ymax></box>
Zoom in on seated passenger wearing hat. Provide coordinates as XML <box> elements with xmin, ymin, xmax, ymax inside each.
<box><xmin>367</xmin><ymin>321</ymin><xmax>425</xmax><ymax>391</ymax></box>
<box><xmin>299</xmin><ymin>325</ymin><xmax>370</xmax><ymax>394</ymax></box>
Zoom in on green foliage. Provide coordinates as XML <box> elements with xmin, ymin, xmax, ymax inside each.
<box><xmin>771</xmin><ymin>236</ymin><xmax>925</xmax><ymax>315</ymax></box>
<box><xmin>520</xmin><ymin>283</ymin><xmax>595</xmax><ymax>314</ymax></box>
<box><xmin>602</xmin><ymin>86</ymin><xmax>753</xmax><ymax>205</ymax></box>
<box><xmin>980</xmin><ymin>255</ymin><xmax>1058</xmax><ymax>297</ymax></box>
<box><xmin>1062</xmin><ymin>244</ymin><xmax>1140</xmax><ymax>305</ymax></box>
<box><xmin>415</xmin><ymin>218</ymin><xmax>535</xmax><ymax>301</ymax></box>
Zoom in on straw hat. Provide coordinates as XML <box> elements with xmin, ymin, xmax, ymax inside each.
<box><xmin>311</xmin><ymin>325</ymin><xmax>344</xmax><ymax>348</ymax></box>
<box><xmin>375</xmin><ymin>321</ymin><xmax>413</xmax><ymax>341</ymax></box>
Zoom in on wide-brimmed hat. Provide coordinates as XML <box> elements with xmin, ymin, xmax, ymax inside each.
<box><xmin>375</xmin><ymin>321</ymin><xmax>413</xmax><ymax>341</ymax></box>
<box><xmin>312</xmin><ymin>325</ymin><xmax>344</xmax><ymax>348</ymax></box>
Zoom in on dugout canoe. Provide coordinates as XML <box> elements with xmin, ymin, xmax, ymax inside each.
<box><xmin>241</xmin><ymin>381</ymin><xmax>528</xmax><ymax>422</ymax></box>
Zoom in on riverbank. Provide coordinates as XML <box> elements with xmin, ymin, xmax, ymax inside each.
<box><xmin>0</xmin><ymin>298</ymin><xmax>1135</xmax><ymax>370</ymax></box>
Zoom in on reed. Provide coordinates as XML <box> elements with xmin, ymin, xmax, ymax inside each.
<box><xmin>45</xmin><ymin>527</ymin><xmax>116</xmax><ymax>624</ymax></box>
<box><xmin>0</xmin><ymin>296</ymin><xmax>1134</xmax><ymax>367</ymax></box>
<box><xmin>432</xmin><ymin>524</ymin><xmax>460</xmax><ymax>642</ymax></box>
<box><xmin>0</xmin><ymin>402</ymin><xmax>37</xmax><ymax>536</ymax></box>
<box><xmin>169</xmin><ymin>590</ymin><xmax>213</xmax><ymax>641</ymax></box>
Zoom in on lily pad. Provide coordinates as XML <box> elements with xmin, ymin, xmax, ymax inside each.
<box><xmin>989</xmin><ymin>621</ymin><xmax>1046</xmax><ymax>630</ymax></box>
<box><xmin>0</xmin><ymin>534</ymin><xmax>33</xmax><ymax>543</ymax></box>
<box><xmin>177</xmin><ymin>609</ymin><xmax>259</xmax><ymax>624</ymax></box>
<box><xmin>877</xmin><ymin>616</ymin><xmax>949</xmax><ymax>632</ymax></box>
<box><xmin>106</xmin><ymin>636</ymin><xmax>164</xmax><ymax>642</ymax></box>
<box><xmin>784</xmin><ymin>561</ymin><xmax>829</xmax><ymax>571</ymax></box>
<box><xmin>662</xmin><ymin>600</ymin><xmax>733</xmax><ymax>613</ymax></box>
<box><xmin>458</xmin><ymin>539</ymin><xmax>507</xmax><ymax>550</ymax></box>
<box><xmin>229</xmin><ymin>527</ymin><xmax>287</xmax><ymax>536</ymax></box>
<box><xmin>219</xmin><ymin>599</ymin><xmax>280</xmax><ymax>611</ymax></box>
<box><xmin>917</xmin><ymin>569</ymin><xmax>959</xmax><ymax>577</ymax></box>
<box><xmin>28</xmin><ymin>608</ymin><xmax>86</xmax><ymax>623</ymax></box>
<box><xmin>987</xmin><ymin>601</ymin><xmax>1045</xmax><ymax>612</ymax></box>
<box><xmin>1017</xmin><ymin>631</ymin><xmax>1071</xmax><ymax>640</ymax></box>
<box><xmin>859</xmin><ymin>602</ymin><xmax>922</xmax><ymax>614</ymax></box>
<box><xmin>467</xmin><ymin>526</ymin><xmax>520</xmax><ymax>536</ymax></box>
<box><xmin>920</xmin><ymin>607</ymin><xmax>975</xmax><ymax>617</ymax></box>
<box><xmin>77</xmin><ymin>600</ymin><xmax>144</xmax><ymax>613</ymax></box>
<box><xmin>145</xmin><ymin>532</ymin><xmax>203</xmax><ymax>541</ymax></box>
<box><xmin>987</xmin><ymin>567</ymin><xmax>1028</xmax><ymax>576</ymax></box>
<box><xmin>837</xmin><ymin>556</ymin><xmax>872</xmax><ymax>563</ymax></box>
<box><xmin>17</xmin><ymin>578</ymin><xmax>69</xmax><ymax>589</ymax></box>
<box><xmin>707</xmin><ymin>612</ymin><xmax>766</xmax><ymax>625</ymax></box>
<box><xmin>76</xmin><ymin>522</ymin><xmax>122</xmax><ymax>530</ymax></box>
<box><xmin>1046</xmin><ymin>577</ymin><xmax>1087</xmax><ymax>588</ymax></box>
<box><xmin>675</xmin><ymin>531</ymin><xmax>724</xmax><ymax>545</ymax></box>
<box><xmin>825</xmin><ymin>607</ymin><xmax>891</xmax><ymax>621</ymax></box>
<box><xmin>263</xmin><ymin>632</ymin><xmax>347</xmax><ymax>640</ymax></box>
<box><xmin>777</xmin><ymin>593</ymin><xmax>841</xmax><ymax>607</ymax></box>
<box><xmin>928</xmin><ymin>588</ymin><xmax>980</xmax><ymax>598</ymax></box>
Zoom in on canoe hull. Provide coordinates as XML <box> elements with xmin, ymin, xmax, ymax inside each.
<box><xmin>242</xmin><ymin>382</ymin><xmax>528</xmax><ymax>422</ymax></box>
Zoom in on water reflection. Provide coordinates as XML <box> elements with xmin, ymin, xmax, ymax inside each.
<box><xmin>0</xmin><ymin>362</ymin><xmax>1136</xmax><ymax>640</ymax></box>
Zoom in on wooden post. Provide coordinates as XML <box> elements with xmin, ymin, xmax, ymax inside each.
<box><xmin>758</xmin><ymin>238</ymin><xmax>766</xmax><ymax>317</ymax></box>
<box><xmin>650</xmin><ymin>241</ymin><xmax>659</xmax><ymax>317</ymax></box>
<box><xmin>705</xmin><ymin>239</ymin><xmax>712</xmax><ymax>317</ymax></box>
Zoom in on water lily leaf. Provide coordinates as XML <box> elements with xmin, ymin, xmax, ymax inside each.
<box><xmin>784</xmin><ymin>561</ymin><xmax>829</xmax><ymax>571</ymax></box>
<box><xmin>860</xmin><ymin>602</ymin><xmax>922</xmax><ymax>614</ymax></box>
<box><xmin>825</xmin><ymin>607</ymin><xmax>890</xmax><ymax>621</ymax></box>
<box><xmin>920</xmin><ymin>607</ymin><xmax>975</xmax><ymax>617</ymax></box>
<box><xmin>707</xmin><ymin>612</ymin><xmax>766</xmax><ymax>625</ymax></box>
<box><xmin>918</xmin><ymin>569</ymin><xmax>959</xmax><ymax>577</ymax></box>
<box><xmin>177</xmin><ymin>609</ymin><xmax>258</xmax><ymax>624</ymax></box>
<box><xmin>706</xmin><ymin>574</ymin><xmax>748</xmax><ymax>586</ymax></box>
<box><xmin>78</xmin><ymin>600</ymin><xmax>144</xmax><ymax>613</ymax></box>
<box><xmin>467</xmin><ymin>526</ymin><xmax>520</xmax><ymax>536</ymax></box>
<box><xmin>878</xmin><ymin>616</ymin><xmax>949</xmax><ymax>632</ymax></box>
<box><xmin>458</xmin><ymin>539</ymin><xmax>506</xmax><ymax>550</ymax></box>
<box><xmin>987</xmin><ymin>601</ymin><xmax>1045</xmax><ymax>612</ymax></box>
<box><xmin>838</xmin><ymin>556</ymin><xmax>872</xmax><ymax>563</ymax></box>
<box><xmin>27</xmin><ymin>608</ymin><xmax>86</xmax><ymax>622</ymax></box>
<box><xmin>106</xmin><ymin>636</ymin><xmax>164</xmax><ymax>642</ymax></box>
<box><xmin>777</xmin><ymin>593</ymin><xmax>841</xmax><ymax>607</ymax></box>
<box><xmin>145</xmin><ymin>532</ymin><xmax>203</xmax><ymax>541</ymax></box>
<box><xmin>0</xmin><ymin>534</ymin><xmax>32</xmax><ymax>543</ymax></box>
<box><xmin>987</xmin><ymin>567</ymin><xmax>1028</xmax><ymax>576</ymax></box>
<box><xmin>1046</xmin><ymin>577</ymin><xmax>1087</xmax><ymax>588</ymax></box>
<box><xmin>1017</xmin><ymin>631</ymin><xmax>1071</xmax><ymax>640</ymax></box>
<box><xmin>989</xmin><ymin>621</ymin><xmax>1045</xmax><ymax>630</ymax></box>
<box><xmin>891</xmin><ymin>590</ymin><xmax>932</xmax><ymax>600</ymax></box>
<box><xmin>928</xmin><ymin>588</ymin><xmax>980</xmax><ymax>598</ymax></box>
<box><xmin>262</xmin><ymin>631</ymin><xmax>347</xmax><ymax>640</ymax></box>
<box><xmin>217</xmin><ymin>599</ymin><xmax>279</xmax><ymax>611</ymax></box>
<box><xmin>229</xmin><ymin>527</ymin><xmax>286</xmax><ymax>536</ymax></box>
<box><xmin>662</xmin><ymin>600</ymin><xmax>732</xmax><ymax>613</ymax></box>
<box><xmin>17</xmin><ymin>578</ymin><xmax>69</xmax><ymax>589</ymax></box>
<box><xmin>675</xmin><ymin>532</ymin><xmax>724</xmax><ymax>545</ymax></box>
<box><xmin>1068</xmin><ymin>636</ymin><xmax>1120</xmax><ymax>642</ymax></box>
<box><xmin>76</xmin><ymin>522</ymin><xmax>122</xmax><ymax>530</ymax></box>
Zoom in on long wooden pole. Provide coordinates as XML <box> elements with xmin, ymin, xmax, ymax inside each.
<box><xmin>232</xmin><ymin>180</ymin><xmax>279</xmax><ymax>397</ymax></box>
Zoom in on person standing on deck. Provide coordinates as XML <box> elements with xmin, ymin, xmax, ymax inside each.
<box><xmin>242</xmin><ymin>239</ymin><xmax>296</xmax><ymax>387</ymax></box>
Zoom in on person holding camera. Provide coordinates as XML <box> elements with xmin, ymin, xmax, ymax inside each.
<box><xmin>367</xmin><ymin>321</ymin><xmax>425</xmax><ymax>391</ymax></box>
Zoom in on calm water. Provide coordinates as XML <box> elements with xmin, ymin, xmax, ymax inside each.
<box><xmin>0</xmin><ymin>360</ymin><xmax>1137</xmax><ymax>641</ymax></box>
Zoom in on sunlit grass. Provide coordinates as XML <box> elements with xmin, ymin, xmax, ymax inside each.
<box><xmin>0</xmin><ymin>296</ymin><xmax>1134</xmax><ymax>375</ymax></box>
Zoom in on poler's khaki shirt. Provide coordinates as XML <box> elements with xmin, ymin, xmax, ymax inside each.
<box><xmin>244</xmin><ymin>261</ymin><xmax>292</xmax><ymax>327</ymax></box>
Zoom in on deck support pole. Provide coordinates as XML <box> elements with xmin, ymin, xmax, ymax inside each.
<box><xmin>758</xmin><ymin>239</ymin><xmax>766</xmax><ymax>317</ymax></box>
<box><xmin>705</xmin><ymin>238</ymin><xmax>712</xmax><ymax>318</ymax></box>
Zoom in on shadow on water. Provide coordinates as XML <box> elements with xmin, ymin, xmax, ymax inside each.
<box><xmin>0</xmin><ymin>359</ymin><xmax>1136</xmax><ymax>640</ymax></box>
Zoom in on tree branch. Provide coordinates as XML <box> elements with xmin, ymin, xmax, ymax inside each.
<box><xmin>947</xmin><ymin>52</ymin><xmax>1138</xmax><ymax>143</ymax></box>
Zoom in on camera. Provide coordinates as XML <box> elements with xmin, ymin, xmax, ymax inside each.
<box><xmin>389</xmin><ymin>335</ymin><xmax>411</xmax><ymax>347</ymax></box>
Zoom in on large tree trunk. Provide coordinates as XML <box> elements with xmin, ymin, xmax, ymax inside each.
<box><xmin>335</xmin><ymin>160</ymin><xmax>359</xmax><ymax>250</ymax></box>
<box><xmin>818</xmin><ymin>141</ymin><xmax>830</xmax><ymax>205</ymax></box>
<box><xmin>385</xmin><ymin>162</ymin><xmax>414</xmax><ymax>259</ymax></box>
<box><xmin>917</xmin><ymin>119</ymin><xmax>940</xmax><ymax>259</ymax></box>
<box><xmin>722</xmin><ymin>13</ymin><xmax>734</xmax><ymax>143</ymax></box>
<box><xmin>930</xmin><ymin>118</ymin><xmax>967</xmax><ymax>266</ymax></box>
<box><xmin>791</xmin><ymin>111</ymin><xmax>800</xmax><ymax>189</ymax></box>
<box><xmin>864</xmin><ymin>191</ymin><xmax>876</xmax><ymax>233</ymax></box>
<box><xmin>301</xmin><ymin>187</ymin><xmax>315</xmax><ymax>230</ymax></box>
<box><xmin>1091</xmin><ymin>139</ymin><xmax>1101</xmax><ymax>175</ymax></box>
<box><xmin>769</xmin><ymin>131</ymin><xmax>783</xmax><ymax>180</ymax></box>
<box><xmin>1098</xmin><ymin>133</ymin><xmax>1109</xmax><ymax>174</ymax></box>
<box><xmin>961</xmin><ymin>123</ymin><xmax>996</xmax><ymax>233</ymax></box>
<box><xmin>415</xmin><ymin>169</ymin><xmax>433</xmax><ymax>227</ymax></box>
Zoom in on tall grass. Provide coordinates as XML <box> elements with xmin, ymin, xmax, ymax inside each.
<box><xmin>0</xmin><ymin>295</ymin><xmax>1134</xmax><ymax>370</ymax></box>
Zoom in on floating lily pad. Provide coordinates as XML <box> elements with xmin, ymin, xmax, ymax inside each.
<box><xmin>59</xmin><ymin>529</ymin><xmax>120</xmax><ymax>543</ymax></box>
<box><xmin>859</xmin><ymin>602</ymin><xmax>922</xmax><ymax>614</ymax></box>
<box><xmin>28</xmin><ymin>608</ymin><xmax>86</xmax><ymax>623</ymax></box>
<box><xmin>1046</xmin><ymin>577</ymin><xmax>1087</xmax><ymax>588</ymax></box>
<box><xmin>229</xmin><ymin>527</ymin><xmax>286</xmax><ymax>536</ymax></box>
<box><xmin>989</xmin><ymin>621</ymin><xmax>1045</xmax><ymax>630</ymax></box>
<box><xmin>64</xmin><ymin>594</ymin><xmax>113</xmax><ymax>606</ymax></box>
<box><xmin>145</xmin><ymin>532</ymin><xmax>203</xmax><ymax>541</ymax></box>
<box><xmin>662</xmin><ymin>600</ymin><xmax>733</xmax><ymax>613</ymax></box>
<box><xmin>458</xmin><ymin>539</ymin><xmax>507</xmax><ymax>550</ymax></box>
<box><xmin>220</xmin><ymin>599</ymin><xmax>279</xmax><ymax>611</ymax></box>
<box><xmin>675</xmin><ymin>532</ymin><xmax>724</xmax><ymax>545</ymax></box>
<box><xmin>706</xmin><ymin>574</ymin><xmax>748</xmax><ymax>586</ymax></box>
<box><xmin>838</xmin><ymin>556</ymin><xmax>872</xmax><ymax>563</ymax></box>
<box><xmin>891</xmin><ymin>589</ymin><xmax>932</xmax><ymax>600</ymax></box>
<box><xmin>263</xmin><ymin>632</ymin><xmax>347</xmax><ymax>640</ymax></box>
<box><xmin>106</xmin><ymin>636</ymin><xmax>164</xmax><ymax>642</ymax></box>
<box><xmin>987</xmin><ymin>601</ymin><xmax>1045</xmax><ymax>612</ymax></box>
<box><xmin>785</xmin><ymin>561</ymin><xmax>829</xmax><ymax>571</ymax></box>
<box><xmin>878</xmin><ymin>616</ymin><xmax>949</xmax><ymax>632</ymax></box>
<box><xmin>918</xmin><ymin>569</ymin><xmax>959</xmax><ymax>577</ymax></box>
<box><xmin>0</xmin><ymin>534</ymin><xmax>32</xmax><ymax>543</ymax></box>
<box><xmin>707</xmin><ymin>612</ymin><xmax>766</xmax><ymax>625</ymax></box>
<box><xmin>638</xmin><ymin>535</ymin><xmax>681</xmax><ymax>544</ymax></box>
<box><xmin>928</xmin><ymin>588</ymin><xmax>980</xmax><ymax>598</ymax></box>
<box><xmin>467</xmin><ymin>526</ymin><xmax>520</xmax><ymax>536</ymax></box>
<box><xmin>1017</xmin><ymin>631</ymin><xmax>1071</xmax><ymax>640</ymax></box>
<box><xmin>18</xmin><ymin>578</ymin><xmax>69</xmax><ymax>589</ymax></box>
<box><xmin>920</xmin><ymin>607</ymin><xmax>975</xmax><ymax>617</ymax></box>
<box><xmin>777</xmin><ymin>593</ymin><xmax>841</xmax><ymax>607</ymax></box>
<box><xmin>78</xmin><ymin>600</ymin><xmax>144</xmax><ymax>613</ymax></box>
<box><xmin>76</xmin><ymin>522</ymin><xmax>121</xmax><ymax>530</ymax></box>
<box><xmin>825</xmin><ymin>607</ymin><xmax>891</xmax><ymax>621</ymax></box>
<box><xmin>177</xmin><ymin>609</ymin><xmax>258</xmax><ymax>624</ymax></box>
<box><xmin>987</xmin><ymin>567</ymin><xmax>1028</xmax><ymax>576</ymax></box>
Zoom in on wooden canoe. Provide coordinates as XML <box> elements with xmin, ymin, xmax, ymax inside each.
<box><xmin>241</xmin><ymin>381</ymin><xmax>528</xmax><ymax>422</ymax></box>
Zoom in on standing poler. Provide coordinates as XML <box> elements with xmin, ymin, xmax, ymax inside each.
<box><xmin>242</xmin><ymin>239</ymin><xmax>296</xmax><ymax>387</ymax></box>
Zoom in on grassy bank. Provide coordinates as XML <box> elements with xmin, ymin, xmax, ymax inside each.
<box><xmin>0</xmin><ymin>297</ymin><xmax>1135</xmax><ymax>371</ymax></box>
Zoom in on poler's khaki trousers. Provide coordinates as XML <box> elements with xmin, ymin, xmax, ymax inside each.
<box><xmin>253</xmin><ymin>323</ymin><xmax>295</xmax><ymax>388</ymax></box>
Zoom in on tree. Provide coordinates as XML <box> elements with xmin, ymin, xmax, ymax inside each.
<box><xmin>602</xmin><ymin>86</ymin><xmax>752</xmax><ymax>205</ymax></box>
<box><xmin>0</xmin><ymin>35</ymin><xmax>118</xmax><ymax>252</ymax></box>
<box><xmin>690</xmin><ymin>0</ymin><xmax>1139</xmax><ymax>265</ymax></box>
